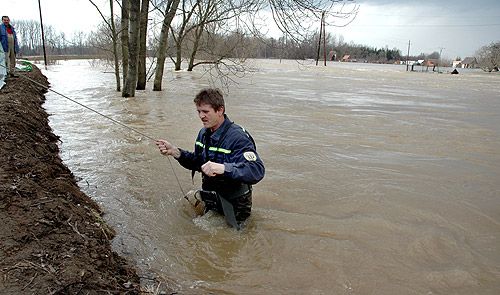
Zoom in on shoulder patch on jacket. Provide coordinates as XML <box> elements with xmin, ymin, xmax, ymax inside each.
<box><xmin>244</xmin><ymin>151</ymin><xmax>257</xmax><ymax>161</ymax></box>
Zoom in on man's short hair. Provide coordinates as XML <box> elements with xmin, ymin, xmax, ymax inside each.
<box><xmin>194</xmin><ymin>88</ymin><xmax>225</xmax><ymax>112</ymax></box>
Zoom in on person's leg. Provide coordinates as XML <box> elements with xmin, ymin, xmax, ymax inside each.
<box><xmin>7</xmin><ymin>34</ymin><xmax>15</xmax><ymax>75</ymax></box>
<box><xmin>232</xmin><ymin>193</ymin><xmax>252</xmax><ymax>224</ymax></box>
<box><xmin>5</xmin><ymin>47</ymin><xmax>11</xmax><ymax>74</ymax></box>
<box><xmin>199</xmin><ymin>190</ymin><xmax>224</xmax><ymax>215</ymax></box>
<box><xmin>200</xmin><ymin>190</ymin><xmax>252</xmax><ymax>227</ymax></box>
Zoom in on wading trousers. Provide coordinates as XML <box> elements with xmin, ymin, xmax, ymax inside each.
<box><xmin>200</xmin><ymin>190</ymin><xmax>252</xmax><ymax>225</ymax></box>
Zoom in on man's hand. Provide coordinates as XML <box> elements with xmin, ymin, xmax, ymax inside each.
<box><xmin>155</xmin><ymin>139</ymin><xmax>181</xmax><ymax>159</ymax></box>
<box><xmin>201</xmin><ymin>161</ymin><xmax>225</xmax><ymax>177</ymax></box>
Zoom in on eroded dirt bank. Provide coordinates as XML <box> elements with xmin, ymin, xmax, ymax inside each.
<box><xmin>0</xmin><ymin>67</ymin><xmax>140</xmax><ymax>294</ymax></box>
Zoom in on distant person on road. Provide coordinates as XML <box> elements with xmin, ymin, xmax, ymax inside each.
<box><xmin>1</xmin><ymin>16</ymin><xmax>19</xmax><ymax>77</ymax></box>
<box><xmin>156</xmin><ymin>88</ymin><xmax>265</xmax><ymax>229</ymax></box>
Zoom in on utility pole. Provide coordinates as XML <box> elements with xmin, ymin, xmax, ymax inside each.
<box><xmin>38</xmin><ymin>0</ymin><xmax>48</xmax><ymax>69</ymax></box>
<box><xmin>315</xmin><ymin>11</ymin><xmax>327</xmax><ymax>66</ymax></box>
<box><xmin>322</xmin><ymin>11</ymin><xmax>327</xmax><ymax>66</ymax></box>
<box><xmin>406</xmin><ymin>40</ymin><xmax>410</xmax><ymax>71</ymax></box>
<box><xmin>315</xmin><ymin>12</ymin><xmax>324</xmax><ymax>66</ymax></box>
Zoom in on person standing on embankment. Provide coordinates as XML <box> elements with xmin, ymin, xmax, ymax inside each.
<box><xmin>0</xmin><ymin>16</ymin><xmax>19</xmax><ymax>77</ymax></box>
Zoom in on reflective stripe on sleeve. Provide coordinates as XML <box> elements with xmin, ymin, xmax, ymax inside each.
<box><xmin>195</xmin><ymin>141</ymin><xmax>231</xmax><ymax>154</ymax></box>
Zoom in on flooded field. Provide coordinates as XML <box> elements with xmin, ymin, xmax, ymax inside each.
<box><xmin>43</xmin><ymin>59</ymin><xmax>500</xmax><ymax>294</ymax></box>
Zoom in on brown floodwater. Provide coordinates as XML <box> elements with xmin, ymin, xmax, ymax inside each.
<box><xmin>44</xmin><ymin>59</ymin><xmax>500</xmax><ymax>294</ymax></box>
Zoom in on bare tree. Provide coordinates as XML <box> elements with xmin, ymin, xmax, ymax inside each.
<box><xmin>266</xmin><ymin>0</ymin><xmax>358</xmax><ymax>42</ymax></box>
<box><xmin>476</xmin><ymin>41</ymin><xmax>500</xmax><ymax>72</ymax></box>
<box><xmin>88</xmin><ymin>0</ymin><xmax>122</xmax><ymax>91</ymax></box>
<box><xmin>153</xmin><ymin>0</ymin><xmax>181</xmax><ymax>91</ymax></box>
<box><xmin>185</xmin><ymin>1</ymin><xmax>207</xmax><ymax>71</ymax></box>
<box><xmin>72</xmin><ymin>31</ymin><xmax>86</xmax><ymax>55</ymax></box>
<box><xmin>136</xmin><ymin>0</ymin><xmax>150</xmax><ymax>90</ymax></box>
<box><xmin>192</xmin><ymin>30</ymin><xmax>253</xmax><ymax>88</ymax></box>
<box><xmin>122</xmin><ymin>0</ymin><xmax>141</xmax><ymax>97</ymax></box>
<box><xmin>121</xmin><ymin>0</ymin><xmax>130</xmax><ymax>87</ymax></box>
<box><xmin>14</xmin><ymin>20</ymin><xmax>43</xmax><ymax>54</ymax></box>
<box><xmin>109</xmin><ymin>0</ymin><xmax>121</xmax><ymax>91</ymax></box>
<box><xmin>185</xmin><ymin>0</ymin><xmax>260</xmax><ymax>71</ymax></box>
<box><xmin>87</xmin><ymin>22</ymin><xmax>121</xmax><ymax>61</ymax></box>
<box><xmin>149</xmin><ymin>0</ymin><xmax>358</xmax><ymax>91</ymax></box>
<box><xmin>170</xmin><ymin>0</ymin><xmax>199</xmax><ymax>71</ymax></box>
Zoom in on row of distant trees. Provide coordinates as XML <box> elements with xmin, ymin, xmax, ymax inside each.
<box><xmin>17</xmin><ymin>17</ymin><xmax>456</xmax><ymax>66</ymax></box>
<box><xmin>14</xmin><ymin>20</ymin><xmax>98</xmax><ymax>56</ymax></box>
<box><xmin>15</xmin><ymin>18</ymin><xmax>406</xmax><ymax>63</ymax></box>
<box><xmin>12</xmin><ymin>0</ymin><xmax>362</xmax><ymax>97</ymax></box>
<box><xmin>15</xmin><ymin>18</ymin><xmax>450</xmax><ymax>67</ymax></box>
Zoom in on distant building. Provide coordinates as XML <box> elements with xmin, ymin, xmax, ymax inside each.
<box><xmin>461</xmin><ymin>57</ymin><xmax>478</xmax><ymax>68</ymax></box>
<box><xmin>341</xmin><ymin>55</ymin><xmax>351</xmax><ymax>62</ymax></box>
<box><xmin>452</xmin><ymin>60</ymin><xmax>462</xmax><ymax>68</ymax></box>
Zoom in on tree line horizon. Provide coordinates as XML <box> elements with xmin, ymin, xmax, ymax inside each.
<box><xmin>14</xmin><ymin>18</ymin><xmax>445</xmax><ymax>65</ymax></box>
<box><xmin>9</xmin><ymin>0</ymin><xmax>499</xmax><ymax>97</ymax></box>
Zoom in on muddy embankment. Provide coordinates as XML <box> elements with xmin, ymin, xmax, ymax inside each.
<box><xmin>0</xmin><ymin>67</ymin><xmax>140</xmax><ymax>294</ymax></box>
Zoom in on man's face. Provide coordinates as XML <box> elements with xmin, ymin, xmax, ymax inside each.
<box><xmin>2</xmin><ymin>17</ymin><xmax>9</xmax><ymax>26</ymax></box>
<box><xmin>196</xmin><ymin>103</ymin><xmax>224</xmax><ymax>131</ymax></box>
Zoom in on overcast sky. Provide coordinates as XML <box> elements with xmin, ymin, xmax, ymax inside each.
<box><xmin>335</xmin><ymin>0</ymin><xmax>500</xmax><ymax>58</ymax></box>
<box><xmin>4</xmin><ymin>0</ymin><xmax>500</xmax><ymax>59</ymax></box>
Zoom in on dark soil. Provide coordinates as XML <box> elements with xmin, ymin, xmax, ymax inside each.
<box><xmin>0</xmin><ymin>67</ymin><xmax>140</xmax><ymax>294</ymax></box>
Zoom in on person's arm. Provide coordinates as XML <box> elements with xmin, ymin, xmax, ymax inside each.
<box><xmin>177</xmin><ymin>148</ymin><xmax>203</xmax><ymax>172</ymax></box>
<box><xmin>155</xmin><ymin>138</ymin><xmax>203</xmax><ymax>172</ymax></box>
<box><xmin>13</xmin><ymin>28</ymin><xmax>19</xmax><ymax>53</ymax></box>
<box><xmin>155</xmin><ymin>139</ymin><xmax>181</xmax><ymax>158</ymax></box>
<box><xmin>222</xmin><ymin>134</ymin><xmax>265</xmax><ymax>184</ymax></box>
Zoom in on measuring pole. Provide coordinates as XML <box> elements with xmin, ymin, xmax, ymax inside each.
<box><xmin>406</xmin><ymin>40</ymin><xmax>410</xmax><ymax>71</ymax></box>
<box><xmin>38</xmin><ymin>0</ymin><xmax>48</xmax><ymax>69</ymax></box>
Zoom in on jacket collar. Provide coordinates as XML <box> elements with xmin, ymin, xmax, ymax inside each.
<box><xmin>206</xmin><ymin>115</ymin><xmax>232</xmax><ymax>142</ymax></box>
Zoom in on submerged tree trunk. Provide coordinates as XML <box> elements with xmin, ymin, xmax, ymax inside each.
<box><xmin>173</xmin><ymin>0</ymin><xmax>198</xmax><ymax>71</ymax></box>
<box><xmin>187</xmin><ymin>25</ymin><xmax>204</xmax><ymax>72</ymax></box>
<box><xmin>110</xmin><ymin>0</ymin><xmax>121</xmax><ymax>91</ymax></box>
<box><xmin>136</xmin><ymin>0</ymin><xmax>149</xmax><ymax>90</ymax></box>
<box><xmin>122</xmin><ymin>0</ymin><xmax>140</xmax><ymax>97</ymax></box>
<box><xmin>153</xmin><ymin>0</ymin><xmax>181</xmax><ymax>91</ymax></box>
<box><xmin>174</xmin><ymin>32</ymin><xmax>183</xmax><ymax>71</ymax></box>
<box><xmin>121</xmin><ymin>0</ymin><xmax>129</xmax><ymax>87</ymax></box>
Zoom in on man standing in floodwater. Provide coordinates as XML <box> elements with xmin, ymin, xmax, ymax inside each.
<box><xmin>0</xmin><ymin>16</ymin><xmax>19</xmax><ymax>77</ymax></box>
<box><xmin>156</xmin><ymin>88</ymin><xmax>265</xmax><ymax>229</ymax></box>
